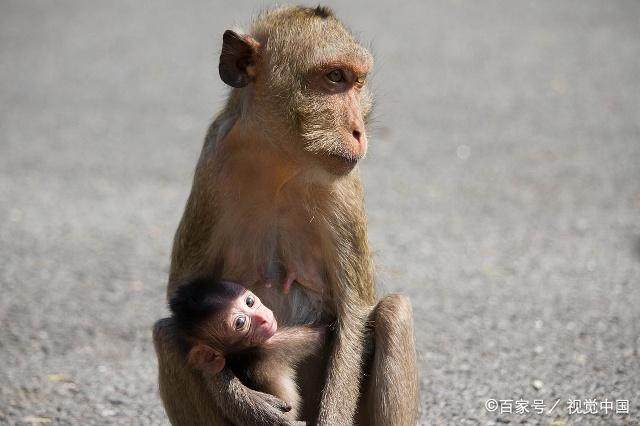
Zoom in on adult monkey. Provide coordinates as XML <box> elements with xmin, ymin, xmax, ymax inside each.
<box><xmin>153</xmin><ymin>6</ymin><xmax>419</xmax><ymax>425</ymax></box>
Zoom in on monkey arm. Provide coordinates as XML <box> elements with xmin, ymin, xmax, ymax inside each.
<box><xmin>316</xmin><ymin>308</ymin><xmax>370</xmax><ymax>426</ymax></box>
<box><xmin>203</xmin><ymin>368</ymin><xmax>305</xmax><ymax>426</ymax></box>
<box><xmin>314</xmin><ymin>193</ymin><xmax>377</xmax><ymax>425</ymax></box>
<box><xmin>262</xmin><ymin>325</ymin><xmax>326</xmax><ymax>363</ymax></box>
<box><xmin>166</xmin><ymin>123</ymin><xmax>228</xmax><ymax>301</ymax></box>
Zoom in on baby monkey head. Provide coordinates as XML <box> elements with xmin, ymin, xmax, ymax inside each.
<box><xmin>170</xmin><ymin>277</ymin><xmax>277</xmax><ymax>374</ymax></box>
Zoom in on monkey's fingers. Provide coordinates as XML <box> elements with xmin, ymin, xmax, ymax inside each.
<box><xmin>249</xmin><ymin>388</ymin><xmax>292</xmax><ymax>413</ymax></box>
<box><xmin>247</xmin><ymin>391</ymin><xmax>304</xmax><ymax>426</ymax></box>
<box><xmin>250</xmin><ymin>403</ymin><xmax>303</xmax><ymax>426</ymax></box>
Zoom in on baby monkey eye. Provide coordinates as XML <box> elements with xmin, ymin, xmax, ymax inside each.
<box><xmin>245</xmin><ymin>295</ymin><xmax>255</xmax><ymax>308</ymax></box>
<box><xmin>326</xmin><ymin>69</ymin><xmax>344</xmax><ymax>83</ymax></box>
<box><xmin>234</xmin><ymin>315</ymin><xmax>247</xmax><ymax>330</ymax></box>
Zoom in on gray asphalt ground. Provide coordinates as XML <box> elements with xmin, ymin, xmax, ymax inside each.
<box><xmin>1</xmin><ymin>1</ymin><xmax>639</xmax><ymax>425</ymax></box>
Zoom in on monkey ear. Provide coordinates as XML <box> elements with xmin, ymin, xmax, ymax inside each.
<box><xmin>187</xmin><ymin>344</ymin><xmax>226</xmax><ymax>374</ymax></box>
<box><xmin>207</xmin><ymin>354</ymin><xmax>226</xmax><ymax>375</ymax></box>
<box><xmin>219</xmin><ymin>30</ymin><xmax>260</xmax><ymax>88</ymax></box>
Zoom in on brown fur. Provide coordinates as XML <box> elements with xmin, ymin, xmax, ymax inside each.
<box><xmin>226</xmin><ymin>326</ymin><xmax>326</xmax><ymax>420</ymax></box>
<box><xmin>153</xmin><ymin>6</ymin><xmax>418</xmax><ymax>425</ymax></box>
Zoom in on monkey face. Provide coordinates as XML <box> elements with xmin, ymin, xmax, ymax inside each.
<box><xmin>218</xmin><ymin>8</ymin><xmax>374</xmax><ymax>177</ymax></box>
<box><xmin>295</xmin><ymin>63</ymin><xmax>373</xmax><ymax>175</ymax></box>
<box><xmin>222</xmin><ymin>288</ymin><xmax>278</xmax><ymax>348</ymax></box>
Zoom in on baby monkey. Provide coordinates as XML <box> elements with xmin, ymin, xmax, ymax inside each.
<box><xmin>169</xmin><ymin>276</ymin><xmax>325</xmax><ymax>420</ymax></box>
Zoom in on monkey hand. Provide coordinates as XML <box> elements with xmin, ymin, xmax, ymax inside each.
<box><xmin>208</xmin><ymin>369</ymin><xmax>301</xmax><ymax>426</ymax></box>
<box><xmin>244</xmin><ymin>388</ymin><xmax>306</xmax><ymax>426</ymax></box>
<box><xmin>248</xmin><ymin>387</ymin><xmax>292</xmax><ymax>413</ymax></box>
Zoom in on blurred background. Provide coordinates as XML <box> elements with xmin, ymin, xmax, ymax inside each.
<box><xmin>1</xmin><ymin>1</ymin><xmax>639</xmax><ymax>424</ymax></box>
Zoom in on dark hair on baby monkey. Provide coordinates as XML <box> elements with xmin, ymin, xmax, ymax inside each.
<box><xmin>169</xmin><ymin>260</ymin><xmax>243</xmax><ymax>337</ymax></box>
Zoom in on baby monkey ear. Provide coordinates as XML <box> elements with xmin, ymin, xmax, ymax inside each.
<box><xmin>187</xmin><ymin>344</ymin><xmax>226</xmax><ymax>374</ymax></box>
<box><xmin>219</xmin><ymin>30</ymin><xmax>260</xmax><ymax>88</ymax></box>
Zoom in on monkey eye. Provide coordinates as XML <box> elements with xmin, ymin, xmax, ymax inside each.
<box><xmin>326</xmin><ymin>69</ymin><xmax>344</xmax><ymax>83</ymax></box>
<box><xmin>245</xmin><ymin>295</ymin><xmax>255</xmax><ymax>308</ymax></box>
<box><xmin>355</xmin><ymin>75</ymin><xmax>366</xmax><ymax>87</ymax></box>
<box><xmin>234</xmin><ymin>315</ymin><xmax>247</xmax><ymax>330</ymax></box>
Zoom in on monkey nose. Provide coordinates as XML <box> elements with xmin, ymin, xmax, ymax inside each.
<box><xmin>350</xmin><ymin>126</ymin><xmax>367</xmax><ymax>156</ymax></box>
<box><xmin>254</xmin><ymin>310</ymin><xmax>270</xmax><ymax>325</ymax></box>
<box><xmin>352</xmin><ymin>130</ymin><xmax>362</xmax><ymax>144</ymax></box>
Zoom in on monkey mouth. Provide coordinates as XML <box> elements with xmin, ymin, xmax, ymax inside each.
<box><xmin>260</xmin><ymin>319</ymin><xmax>277</xmax><ymax>340</ymax></box>
<box><xmin>328</xmin><ymin>153</ymin><xmax>359</xmax><ymax>167</ymax></box>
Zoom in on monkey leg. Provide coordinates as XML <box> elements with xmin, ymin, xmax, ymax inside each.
<box><xmin>359</xmin><ymin>294</ymin><xmax>419</xmax><ymax>426</ymax></box>
<box><xmin>153</xmin><ymin>318</ymin><xmax>230</xmax><ymax>425</ymax></box>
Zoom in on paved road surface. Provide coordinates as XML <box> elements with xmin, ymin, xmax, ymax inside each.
<box><xmin>1</xmin><ymin>1</ymin><xmax>639</xmax><ymax>424</ymax></box>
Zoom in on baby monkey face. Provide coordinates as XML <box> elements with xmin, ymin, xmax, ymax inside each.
<box><xmin>223</xmin><ymin>285</ymin><xmax>277</xmax><ymax>347</ymax></box>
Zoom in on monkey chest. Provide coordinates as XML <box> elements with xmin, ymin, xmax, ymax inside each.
<box><xmin>219</xmin><ymin>213</ymin><xmax>332</xmax><ymax>323</ymax></box>
<box><xmin>223</xmin><ymin>230</ymin><xmax>326</xmax><ymax>291</ymax></box>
